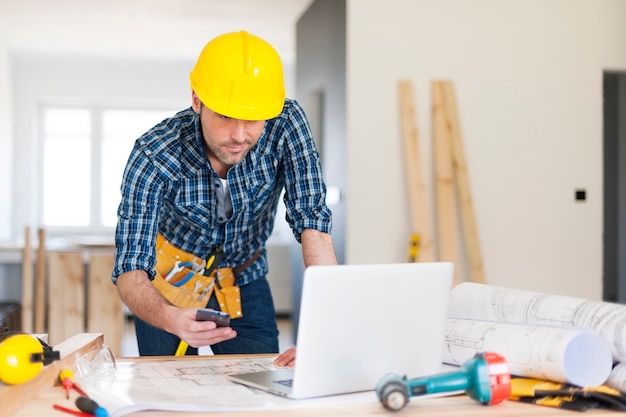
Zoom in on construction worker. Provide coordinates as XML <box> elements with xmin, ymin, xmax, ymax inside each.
<box><xmin>113</xmin><ymin>30</ymin><xmax>338</xmax><ymax>358</ymax></box>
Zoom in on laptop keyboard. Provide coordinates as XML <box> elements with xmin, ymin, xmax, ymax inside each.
<box><xmin>274</xmin><ymin>379</ymin><xmax>294</xmax><ymax>387</ymax></box>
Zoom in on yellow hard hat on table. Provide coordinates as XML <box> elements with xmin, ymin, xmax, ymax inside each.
<box><xmin>190</xmin><ymin>30</ymin><xmax>286</xmax><ymax>121</ymax></box>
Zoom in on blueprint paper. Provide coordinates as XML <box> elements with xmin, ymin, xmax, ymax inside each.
<box><xmin>608</xmin><ymin>363</ymin><xmax>626</xmax><ymax>393</ymax></box>
<box><xmin>443</xmin><ymin>318</ymin><xmax>612</xmax><ymax>387</ymax></box>
<box><xmin>80</xmin><ymin>356</ymin><xmax>379</xmax><ymax>417</ymax></box>
<box><xmin>446</xmin><ymin>282</ymin><xmax>626</xmax><ymax>389</ymax></box>
<box><xmin>448</xmin><ymin>282</ymin><xmax>626</xmax><ymax>362</ymax></box>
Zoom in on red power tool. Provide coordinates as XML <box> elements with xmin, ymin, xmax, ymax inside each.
<box><xmin>376</xmin><ymin>352</ymin><xmax>511</xmax><ymax>411</ymax></box>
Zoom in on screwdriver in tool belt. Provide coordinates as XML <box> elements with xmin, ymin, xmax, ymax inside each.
<box><xmin>175</xmin><ymin>251</ymin><xmax>222</xmax><ymax>356</ymax></box>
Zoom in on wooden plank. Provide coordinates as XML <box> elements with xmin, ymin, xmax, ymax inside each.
<box><xmin>432</xmin><ymin>81</ymin><xmax>458</xmax><ymax>284</ymax></box>
<box><xmin>87</xmin><ymin>252</ymin><xmax>122</xmax><ymax>357</ymax></box>
<box><xmin>21</xmin><ymin>226</ymin><xmax>34</xmax><ymax>333</ymax></box>
<box><xmin>397</xmin><ymin>80</ymin><xmax>434</xmax><ymax>262</ymax></box>
<box><xmin>47</xmin><ymin>252</ymin><xmax>85</xmax><ymax>346</ymax></box>
<box><xmin>0</xmin><ymin>333</ymin><xmax>103</xmax><ymax>417</ymax></box>
<box><xmin>439</xmin><ymin>81</ymin><xmax>486</xmax><ymax>284</ymax></box>
<box><xmin>34</xmin><ymin>228</ymin><xmax>46</xmax><ymax>333</ymax></box>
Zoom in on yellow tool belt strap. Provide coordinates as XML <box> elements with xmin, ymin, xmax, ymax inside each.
<box><xmin>152</xmin><ymin>233</ymin><xmax>248</xmax><ymax>318</ymax></box>
<box><xmin>510</xmin><ymin>378</ymin><xmax>626</xmax><ymax>411</ymax></box>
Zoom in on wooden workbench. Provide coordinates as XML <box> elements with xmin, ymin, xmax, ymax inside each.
<box><xmin>1</xmin><ymin>333</ymin><xmax>104</xmax><ymax>417</ymax></box>
<box><xmin>10</xmin><ymin>384</ymin><xmax>624</xmax><ymax>416</ymax></box>
<box><xmin>4</xmin><ymin>334</ymin><xmax>624</xmax><ymax>417</ymax></box>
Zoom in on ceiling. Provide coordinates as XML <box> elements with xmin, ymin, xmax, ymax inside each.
<box><xmin>0</xmin><ymin>0</ymin><xmax>314</xmax><ymax>63</ymax></box>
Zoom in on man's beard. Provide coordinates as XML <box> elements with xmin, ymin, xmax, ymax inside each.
<box><xmin>205</xmin><ymin>139</ymin><xmax>252</xmax><ymax>166</ymax></box>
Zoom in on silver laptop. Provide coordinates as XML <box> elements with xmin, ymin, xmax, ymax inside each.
<box><xmin>227</xmin><ymin>262</ymin><xmax>454</xmax><ymax>399</ymax></box>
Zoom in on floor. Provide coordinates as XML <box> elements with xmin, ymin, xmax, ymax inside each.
<box><xmin>120</xmin><ymin>315</ymin><xmax>295</xmax><ymax>357</ymax></box>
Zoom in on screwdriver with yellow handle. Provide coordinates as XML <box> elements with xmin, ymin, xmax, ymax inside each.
<box><xmin>175</xmin><ymin>309</ymin><xmax>231</xmax><ymax>355</ymax></box>
<box><xmin>175</xmin><ymin>341</ymin><xmax>189</xmax><ymax>356</ymax></box>
<box><xmin>175</xmin><ymin>250</ymin><xmax>224</xmax><ymax>356</ymax></box>
<box><xmin>59</xmin><ymin>368</ymin><xmax>89</xmax><ymax>399</ymax></box>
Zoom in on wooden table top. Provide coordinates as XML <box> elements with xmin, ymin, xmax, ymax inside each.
<box><xmin>10</xmin><ymin>384</ymin><xmax>625</xmax><ymax>417</ymax></box>
<box><xmin>6</xmin><ymin>349</ymin><xmax>624</xmax><ymax>417</ymax></box>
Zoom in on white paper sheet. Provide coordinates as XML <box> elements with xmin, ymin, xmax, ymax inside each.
<box><xmin>449</xmin><ymin>282</ymin><xmax>626</xmax><ymax>362</ymax></box>
<box><xmin>443</xmin><ymin>318</ymin><xmax>612</xmax><ymax>386</ymax></box>
<box><xmin>446</xmin><ymin>282</ymin><xmax>626</xmax><ymax>388</ymax></box>
<box><xmin>80</xmin><ymin>356</ymin><xmax>381</xmax><ymax>417</ymax></box>
<box><xmin>608</xmin><ymin>363</ymin><xmax>626</xmax><ymax>393</ymax></box>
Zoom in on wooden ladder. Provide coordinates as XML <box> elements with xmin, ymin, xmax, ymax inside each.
<box><xmin>398</xmin><ymin>80</ymin><xmax>435</xmax><ymax>263</ymax></box>
<box><xmin>432</xmin><ymin>80</ymin><xmax>485</xmax><ymax>285</ymax></box>
<box><xmin>398</xmin><ymin>80</ymin><xmax>486</xmax><ymax>285</ymax></box>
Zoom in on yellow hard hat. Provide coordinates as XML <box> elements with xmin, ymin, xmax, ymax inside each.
<box><xmin>0</xmin><ymin>333</ymin><xmax>44</xmax><ymax>385</ymax></box>
<box><xmin>190</xmin><ymin>30</ymin><xmax>286</xmax><ymax>121</ymax></box>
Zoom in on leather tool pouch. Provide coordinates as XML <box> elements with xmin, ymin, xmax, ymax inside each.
<box><xmin>152</xmin><ymin>234</ymin><xmax>243</xmax><ymax>318</ymax></box>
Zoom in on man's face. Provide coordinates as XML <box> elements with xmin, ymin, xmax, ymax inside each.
<box><xmin>192</xmin><ymin>92</ymin><xmax>265</xmax><ymax>173</ymax></box>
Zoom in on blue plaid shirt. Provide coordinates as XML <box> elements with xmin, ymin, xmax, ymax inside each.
<box><xmin>113</xmin><ymin>99</ymin><xmax>332</xmax><ymax>286</ymax></box>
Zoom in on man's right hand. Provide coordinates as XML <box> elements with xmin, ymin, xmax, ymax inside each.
<box><xmin>171</xmin><ymin>307</ymin><xmax>237</xmax><ymax>348</ymax></box>
<box><xmin>116</xmin><ymin>270</ymin><xmax>236</xmax><ymax>348</ymax></box>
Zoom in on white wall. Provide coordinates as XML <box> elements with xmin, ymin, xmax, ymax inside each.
<box><xmin>0</xmin><ymin>51</ymin><xmax>296</xmax><ymax>303</ymax></box>
<box><xmin>346</xmin><ymin>0</ymin><xmax>626</xmax><ymax>299</ymax></box>
<box><xmin>8</xmin><ymin>52</ymin><xmax>296</xmax><ymax>241</ymax></box>
<box><xmin>10</xmin><ymin>53</ymin><xmax>193</xmax><ymax>239</ymax></box>
<box><xmin>0</xmin><ymin>42</ymin><xmax>11</xmax><ymax>240</ymax></box>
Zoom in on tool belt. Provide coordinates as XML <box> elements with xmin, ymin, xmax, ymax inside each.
<box><xmin>510</xmin><ymin>378</ymin><xmax>626</xmax><ymax>412</ymax></box>
<box><xmin>152</xmin><ymin>233</ymin><xmax>258</xmax><ymax>319</ymax></box>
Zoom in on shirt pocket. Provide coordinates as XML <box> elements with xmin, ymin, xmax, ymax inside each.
<box><xmin>246</xmin><ymin>155</ymin><xmax>279</xmax><ymax>216</ymax></box>
<box><xmin>173</xmin><ymin>177</ymin><xmax>215</xmax><ymax>229</ymax></box>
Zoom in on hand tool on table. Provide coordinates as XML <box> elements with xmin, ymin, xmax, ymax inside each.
<box><xmin>376</xmin><ymin>352</ymin><xmax>511</xmax><ymax>411</ymax></box>
<box><xmin>76</xmin><ymin>395</ymin><xmax>109</xmax><ymax>417</ymax></box>
<box><xmin>52</xmin><ymin>404</ymin><xmax>93</xmax><ymax>417</ymax></box>
<box><xmin>59</xmin><ymin>368</ymin><xmax>89</xmax><ymax>399</ymax></box>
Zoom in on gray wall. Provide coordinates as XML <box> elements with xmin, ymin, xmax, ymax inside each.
<box><xmin>603</xmin><ymin>72</ymin><xmax>626</xmax><ymax>303</ymax></box>
<box><xmin>291</xmin><ymin>0</ymin><xmax>346</xmax><ymax>338</ymax></box>
<box><xmin>346</xmin><ymin>0</ymin><xmax>626</xmax><ymax>300</ymax></box>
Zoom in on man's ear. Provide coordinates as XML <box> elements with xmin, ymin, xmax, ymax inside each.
<box><xmin>191</xmin><ymin>91</ymin><xmax>201</xmax><ymax>113</ymax></box>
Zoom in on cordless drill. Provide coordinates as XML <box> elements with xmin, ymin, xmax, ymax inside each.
<box><xmin>376</xmin><ymin>352</ymin><xmax>511</xmax><ymax>411</ymax></box>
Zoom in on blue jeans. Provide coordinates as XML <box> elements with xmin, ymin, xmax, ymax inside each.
<box><xmin>135</xmin><ymin>277</ymin><xmax>280</xmax><ymax>356</ymax></box>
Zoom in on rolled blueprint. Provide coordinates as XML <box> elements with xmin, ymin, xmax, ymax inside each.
<box><xmin>607</xmin><ymin>363</ymin><xmax>626</xmax><ymax>393</ymax></box>
<box><xmin>443</xmin><ymin>318</ymin><xmax>613</xmax><ymax>387</ymax></box>
<box><xmin>449</xmin><ymin>282</ymin><xmax>626</xmax><ymax>363</ymax></box>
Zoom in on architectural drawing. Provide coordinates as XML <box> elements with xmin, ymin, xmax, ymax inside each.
<box><xmin>449</xmin><ymin>282</ymin><xmax>626</xmax><ymax>362</ymax></box>
<box><xmin>81</xmin><ymin>356</ymin><xmax>375</xmax><ymax>417</ymax></box>
<box><xmin>443</xmin><ymin>318</ymin><xmax>612</xmax><ymax>387</ymax></box>
<box><xmin>608</xmin><ymin>363</ymin><xmax>626</xmax><ymax>393</ymax></box>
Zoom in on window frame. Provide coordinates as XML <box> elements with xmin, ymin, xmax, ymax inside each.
<box><xmin>37</xmin><ymin>100</ymin><xmax>184</xmax><ymax>238</ymax></box>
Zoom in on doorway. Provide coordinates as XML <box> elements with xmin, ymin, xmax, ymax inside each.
<box><xmin>603</xmin><ymin>71</ymin><xmax>626</xmax><ymax>303</ymax></box>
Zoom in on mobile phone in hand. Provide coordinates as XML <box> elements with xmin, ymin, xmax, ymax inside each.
<box><xmin>195</xmin><ymin>308</ymin><xmax>230</xmax><ymax>327</ymax></box>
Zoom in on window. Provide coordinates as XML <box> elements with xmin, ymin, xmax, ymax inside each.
<box><xmin>42</xmin><ymin>109</ymin><xmax>91</xmax><ymax>227</ymax></box>
<box><xmin>41</xmin><ymin>106</ymin><xmax>178</xmax><ymax>232</ymax></box>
